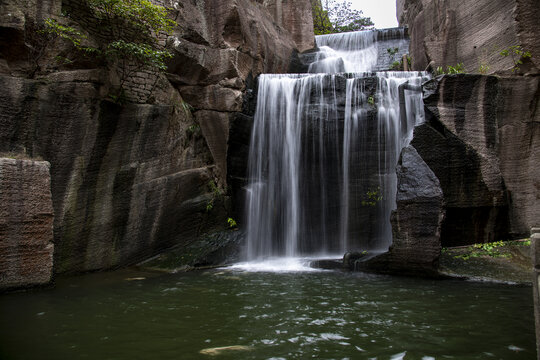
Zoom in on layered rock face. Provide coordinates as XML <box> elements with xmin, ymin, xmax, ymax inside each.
<box><xmin>0</xmin><ymin>159</ymin><xmax>54</xmax><ymax>290</ymax></box>
<box><xmin>413</xmin><ymin>74</ymin><xmax>539</xmax><ymax>245</ymax></box>
<box><xmin>0</xmin><ymin>0</ymin><xmax>313</xmax><ymax>275</ymax></box>
<box><xmin>396</xmin><ymin>0</ymin><xmax>540</xmax><ymax>74</ymax></box>
<box><xmin>363</xmin><ymin>146</ymin><xmax>444</xmax><ymax>275</ymax></box>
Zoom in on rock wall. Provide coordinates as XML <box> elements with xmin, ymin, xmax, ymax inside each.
<box><xmin>533</xmin><ymin>228</ymin><xmax>540</xmax><ymax>360</ymax></box>
<box><xmin>0</xmin><ymin>0</ymin><xmax>314</xmax><ymax>275</ymax></box>
<box><xmin>363</xmin><ymin>146</ymin><xmax>444</xmax><ymax>276</ymax></box>
<box><xmin>0</xmin><ymin>159</ymin><xmax>54</xmax><ymax>290</ymax></box>
<box><xmin>413</xmin><ymin>74</ymin><xmax>539</xmax><ymax>245</ymax></box>
<box><xmin>397</xmin><ymin>0</ymin><xmax>540</xmax><ymax>74</ymax></box>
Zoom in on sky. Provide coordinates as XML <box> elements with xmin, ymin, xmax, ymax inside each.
<box><xmin>349</xmin><ymin>0</ymin><xmax>398</xmax><ymax>29</ymax></box>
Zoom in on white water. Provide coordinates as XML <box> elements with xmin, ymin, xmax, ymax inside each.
<box><xmin>243</xmin><ymin>29</ymin><xmax>429</xmax><ymax>268</ymax></box>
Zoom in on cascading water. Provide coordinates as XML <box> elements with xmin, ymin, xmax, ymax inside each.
<box><xmin>244</xmin><ymin>28</ymin><xmax>429</xmax><ymax>263</ymax></box>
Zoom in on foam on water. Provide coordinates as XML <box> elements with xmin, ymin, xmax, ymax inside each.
<box><xmin>229</xmin><ymin>257</ymin><xmax>328</xmax><ymax>272</ymax></box>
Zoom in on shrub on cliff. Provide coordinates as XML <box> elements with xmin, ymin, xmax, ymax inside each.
<box><xmin>311</xmin><ymin>0</ymin><xmax>374</xmax><ymax>35</ymax></box>
<box><xmin>40</xmin><ymin>0</ymin><xmax>176</xmax><ymax>102</ymax></box>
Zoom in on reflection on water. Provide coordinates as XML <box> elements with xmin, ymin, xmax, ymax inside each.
<box><xmin>0</xmin><ymin>268</ymin><xmax>535</xmax><ymax>360</ymax></box>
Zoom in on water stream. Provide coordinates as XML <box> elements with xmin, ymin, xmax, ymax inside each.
<box><xmin>245</xmin><ymin>29</ymin><xmax>428</xmax><ymax>261</ymax></box>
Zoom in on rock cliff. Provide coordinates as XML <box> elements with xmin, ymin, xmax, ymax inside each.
<box><xmin>397</xmin><ymin>0</ymin><xmax>540</xmax><ymax>74</ymax></box>
<box><xmin>413</xmin><ymin>74</ymin><xmax>539</xmax><ymax>245</ymax></box>
<box><xmin>362</xmin><ymin>146</ymin><xmax>445</xmax><ymax>276</ymax></box>
<box><xmin>0</xmin><ymin>0</ymin><xmax>314</xmax><ymax>275</ymax></box>
<box><xmin>0</xmin><ymin>159</ymin><xmax>54</xmax><ymax>290</ymax></box>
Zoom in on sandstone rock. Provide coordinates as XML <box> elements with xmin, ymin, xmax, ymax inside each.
<box><xmin>361</xmin><ymin>146</ymin><xmax>444</xmax><ymax>276</ymax></box>
<box><xmin>0</xmin><ymin>158</ymin><xmax>54</xmax><ymax>290</ymax></box>
<box><xmin>180</xmin><ymin>85</ymin><xmax>243</xmax><ymax>112</ymax></box>
<box><xmin>167</xmin><ymin>0</ymin><xmax>302</xmax><ymax>88</ymax></box>
<box><xmin>496</xmin><ymin>76</ymin><xmax>540</xmax><ymax>238</ymax></box>
<box><xmin>0</xmin><ymin>0</ymin><xmax>61</xmax><ymax>31</ymax></box>
<box><xmin>262</xmin><ymin>0</ymin><xmax>315</xmax><ymax>52</ymax></box>
<box><xmin>195</xmin><ymin>110</ymin><xmax>231</xmax><ymax>183</ymax></box>
<box><xmin>413</xmin><ymin>74</ymin><xmax>539</xmax><ymax>244</ymax></box>
<box><xmin>0</xmin><ymin>75</ymin><xmax>225</xmax><ymax>273</ymax></box>
<box><xmin>397</xmin><ymin>0</ymin><xmax>540</xmax><ymax>74</ymax></box>
<box><xmin>0</xmin><ymin>0</ymin><xmax>316</xmax><ymax>274</ymax></box>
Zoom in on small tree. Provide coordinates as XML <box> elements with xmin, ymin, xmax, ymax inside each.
<box><xmin>43</xmin><ymin>0</ymin><xmax>176</xmax><ymax>102</ymax></box>
<box><xmin>311</xmin><ymin>0</ymin><xmax>374</xmax><ymax>35</ymax></box>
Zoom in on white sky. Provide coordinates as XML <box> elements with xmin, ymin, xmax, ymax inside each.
<box><xmin>349</xmin><ymin>0</ymin><xmax>398</xmax><ymax>29</ymax></box>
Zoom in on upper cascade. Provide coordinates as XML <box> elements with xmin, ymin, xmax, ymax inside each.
<box><xmin>243</xmin><ymin>27</ymin><xmax>429</xmax><ymax>262</ymax></box>
<box><xmin>308</xmin><ymin>27</ymin><xmax>410</xmax><ymax>73</ymax></box>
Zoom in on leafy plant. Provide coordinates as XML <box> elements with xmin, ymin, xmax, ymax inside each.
<box><xmin>387</xmin><ymin>47</ymin><xmax>399</xmax><ymax>62</ymax></box>
<box><xmin>361</xmin><ymin>186</ymin><xmax>382</xmax><ymax>206</ymax></box>
<box><xmin>435</xmin><ymin>63</ymin><xmax>466</xmax><ymax>75</ymax></box>
<box><xmin>367</xmin><ymin>95</ymin><xmax>374</xmax><ymax>106</ymax></box>
<box><xmin>500</xmin><ymin>45</ymin><xmax>532</xmax><ymax>72</ymax></box>
<box><xmin>41</xmin><ymin>0</ymin><xmax>176</xmax><ymax>102</ymax></box>
<box><xmin>390</xmin><ymin>55</ymin><xmax>411</xmax><ymax>71</ymax></box>
<box><xmin>311</xmin><ymin>0</ymin><xmax>374</xmax><ymax>35</ymax></box>
<box><xmin>390</xmin><ymin>60</ymin><xmax>401</xmax><ymax>71</ymax></box>
<box><xmin>227</xmin><ymin>217</ymin><xmax>238</xmax><ymax>228</ymax></box>
<box><xmin>446</xmin><ymin>63</ymin><xmax>465</xmax><ymax>74</ymax></box>
<box><xmin>478</xmin><ymin>63</ymin><xmax>490</xmax><ymax>74</ymax></box>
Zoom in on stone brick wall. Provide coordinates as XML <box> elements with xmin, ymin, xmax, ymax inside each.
<box><xmin>0</xmin><ymin>158</ymin><xmax>54</xmax><ymax>291</ymax></box>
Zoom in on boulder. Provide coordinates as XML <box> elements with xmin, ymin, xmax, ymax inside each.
<box><xmin>397</xmin><ymin>0</ymin><xmax>540</xmax><ymax>74</ymax></box>
<box><xmin>0</xmin><ymin>158</ymin><xmax>54</xmax><ymax>291</ymax></box>
<box><xmin>361</xmin><ymin>146</ymin><xmax>444</xmax><ymax>276</ymax></box>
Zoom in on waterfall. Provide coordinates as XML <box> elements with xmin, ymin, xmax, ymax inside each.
<box><xmin>244</xmin><ymin>29</ymin><xmax>429</xmax><ymax>261</ymax></box>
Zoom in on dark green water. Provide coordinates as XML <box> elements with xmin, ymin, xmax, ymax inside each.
<box><xmin>0</xmin><ymin>268</ymin><xmax>536</xmax><ymax>360</ymax></box>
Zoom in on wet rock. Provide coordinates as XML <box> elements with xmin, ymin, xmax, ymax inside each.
<box><xmin>361</xmin><ymin>146</ymin><xmax>444</xmax><ymax>276</ymax></box>
<box><xmin>139</xmin><ymin>230</ymin><xmax>244</xmax><ymax>272</ymax></box>
<box><xmin>0</xmin><ymin>158</ymin><xmax>54</xmax><ymax>291</ymax></box>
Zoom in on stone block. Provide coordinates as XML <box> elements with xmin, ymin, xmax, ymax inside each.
<box><xmin>0</xmin><ymin>158</ymin><xmax>54</xmax><ymax>291</ymax></box>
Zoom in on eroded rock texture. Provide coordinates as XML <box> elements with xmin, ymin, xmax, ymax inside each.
<box><xmin>0</xmin><ymin>159</ymin><xmax>54</xmax><ymax>290</ymax></box>
<box><xmin>397</xmin><ymin>0</ymin><xmax>540</xmax><ymax>74</ymax></box>
<box><xmin>414</xmin><ymin>74</ymin><xmax>539</xmax><ymax>245</ymax></box>
<box><xmin>363</xmin><ymin>146</ymin><xmax>444</xmax><ymax>276</ymax></box>
<box><xmin>0</xmin><ymin>0</ymin><xmax>314</xmax><ymax>276</ymax></box>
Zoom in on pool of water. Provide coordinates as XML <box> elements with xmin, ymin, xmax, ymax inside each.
<box><xmin>0</xmin><ymin>266</ymin><xmax>536</xmax><ymax>359</ymax></box>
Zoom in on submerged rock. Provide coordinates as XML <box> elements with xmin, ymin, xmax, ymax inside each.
<box><xmin>199</xmin><ymin>345</ymin><xmax>252</xmax><ymax>356</ymax></box>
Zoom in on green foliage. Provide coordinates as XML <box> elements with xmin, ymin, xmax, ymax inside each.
<box><xmin>453</xmin><ymin>240</ymin><xmax>516</xmax><ymax>260</ymax></box>
<box><xmin>435</xmin><ymin>63</ymin><xmax>466</xmax><ymax>75</ymax></box>
<box><xmin>361</xmin><ymin>187</ymin><xmax>382</xmax><ymax>206</ymax></box>
<box><xmin>311</xmin><ymin>0</ymin><xmax>374</xmax><ymax>35</ymax></box>
<box><xmin>389</xmin><ymin>55</ymin><xmax>411</xmax><ymax>71</ymax></box>
<box><xmin>446</xmin><ymin>63</ymin><xmax>465</xmax><ymax>74</ymax></box>
<box><xmin>500</xmin><ymin>45</ymin><xmax>532</xmax><ymax>72</ymax></box>
<box><xmin>43</xmin><ymin>18</ymin><xmax>87</xmax><ymax>48</ymax></box>
<box><xmin>227</xmin><ymin>217</ymin><xmax>238</xmax><ymax>228</ymax></box>
<box><xmin>387</xmin><ymin>47</ymin><xmax>399</xmax><ymax>62</ymax></box>
<box><xmin>478</xmin><ymin>63</ymin><xmax>490</xmax><ymax>74</ymax></box>
<box><xmin>186</xmin><ymin>123</ymin><xmax>200</xmax><ymax>138</ymax></box>
<box><xmin>41</xmin><ymin>0</ymin><xmax>176</xmax><ymax>102</ymax></box>
<box><xmin>205</xmin><ymin>180</ymin><xmax>224</xmax><ymax>213</ymax></box>
<box><xmin>367</xmin><ymin>95</ymin><xmax>374</xmax><ymax>106</ymax></box>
